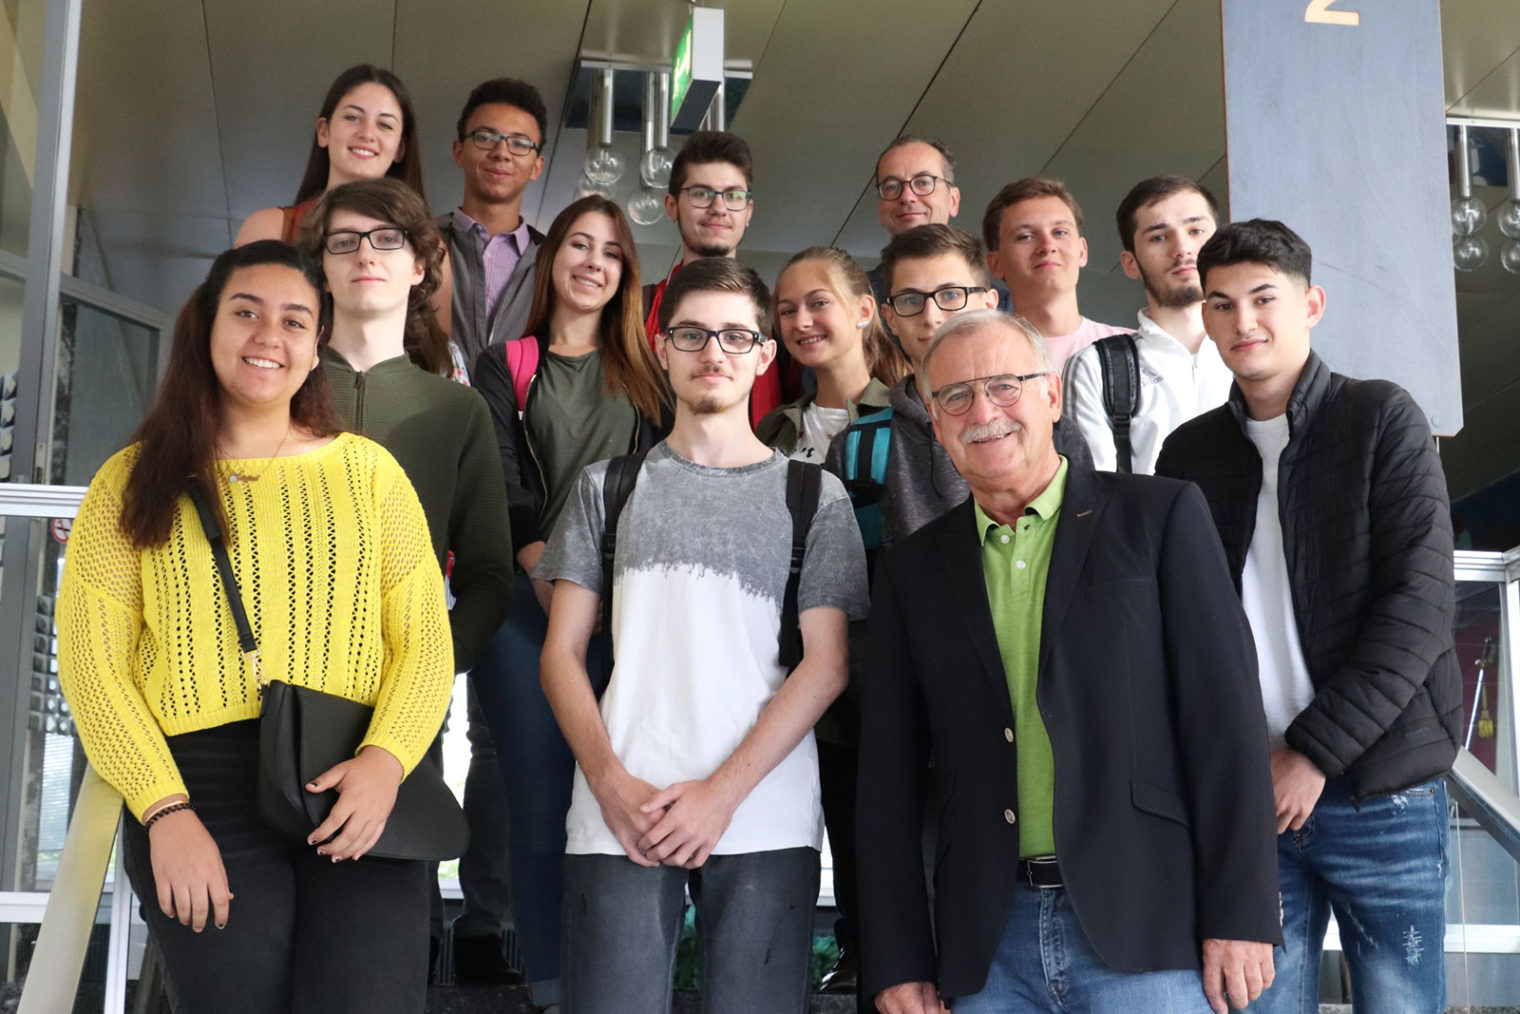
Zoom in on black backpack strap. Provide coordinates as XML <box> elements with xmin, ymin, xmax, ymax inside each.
<box><xmin>595</xmin><ymin>448</ymin><xmax>651</xmax><ymax>697</ymax></box>
<box><xmin>778</xmin><ymin>461</ymin><xmax>823</xmax><ymax>671</ymax></box>
<box><xmin>1094</xmin><ymin>333</ymin><xmax>1140</xmax><ymax>474</ymax></box>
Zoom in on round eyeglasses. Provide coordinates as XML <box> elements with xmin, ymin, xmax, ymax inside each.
<box><xmin>876</xmin><ymin>173</ymin><xmax>950</xmax><ymax>201</ymax></box>
<box><xmin>930</xmin><ymin>372</ymin><xmax>1049</xmax><ymax>416</ymax></box>
<box><xmin>886</xmin><ymin>285</ymin><xmax>988</xmax><ymax>317</ymax></box>
<box><xmin>322</xmin><ymin>228</ymin><xmax>409</xmax><ymax>256</ymax></box>
<box><xmin>664</xmin><ymin>326</ymin><xmax>768</xmax><ymax>354</ymax></box>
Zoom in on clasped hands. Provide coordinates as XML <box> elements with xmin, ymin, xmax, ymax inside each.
<box><xmin>592</xmin><ymin>767</ymin><xmax>740</xmax><ymax>869</ymax></box>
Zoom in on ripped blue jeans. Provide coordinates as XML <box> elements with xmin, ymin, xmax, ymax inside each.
<box><xmin>1256</xmin><ymin>777</ymin><xmax>1448</xmax><ymax>1014</ymax></box>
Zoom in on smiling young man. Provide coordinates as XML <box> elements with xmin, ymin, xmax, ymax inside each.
<box><xmin>439</xmin><ymin>78</ymin><xmax>549</xmax><ymax>368</ymax></box>
<box><xmin>825</xmin><ymin>225</ymin><xmax>1088</xmax><ymax>558</ymax></box>
<box><xmin>1155</xmin><ymin>220</ymin><xmax>1460</xmax><ymax>1014</ymax></box>
<box><xmin>641</xmin><ymin>130</ymin><xmax>781</xmax><ymax>426</ymax></box>
<box><xmin>1063</xmin><ymin>176</ymin><xmax>1234</xmax><ymax>474</ymax></box>
<box><xmin>538</xmin><ymin>257</ymin><xmax>867</xmax><ymax>1014</ymax></box>
<box><xmin>857</xmin><ymin>309</ymin><xmax>1280</xmax><ymax>1014</ymax></box>
<box><xmin>982</xmin><ymin>177</ymin><xmax>1125</xmax><ymax>371</ymax></box>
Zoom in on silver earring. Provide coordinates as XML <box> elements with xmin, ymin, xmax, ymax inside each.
<box><xmin>857</xmin><ymin>320</ymin><xmax>869</xmax><ymax>328</ymax></box>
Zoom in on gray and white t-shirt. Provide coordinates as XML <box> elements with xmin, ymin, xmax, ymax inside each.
<box><xmin>538</xmin><ymin>442</ymin><xmax>869</xmax><ymax>856</ymax></box>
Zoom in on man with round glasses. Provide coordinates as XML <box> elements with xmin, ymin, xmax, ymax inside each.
<box><xmin>857</xmin><ymin>309</ymin><xmax>1280</xmax><ymax>1014</ymax></box>
<box><xmin>441</xmin><ymin>77</ymin><xmax>550</xmax><ymax>370</ymax></box>
<box><xmin>867</xmin><ymin>136</ymin><xmax>1011</xmax><ymax>333</ymax></box>
<box><xmin>539</xmin><ymin>257</ymin><xmax>867</xmax><ymax>1014</ymax></box>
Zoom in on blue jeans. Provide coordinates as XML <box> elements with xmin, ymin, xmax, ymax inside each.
<box><xmin>472</xmin><ymin>571</ymin><xmax>609</xmax><ymax>1005</ymax></box>
<box><xmin>1255</xmin><ymin>777</ymin><xmax>1448</xmax><ymax>1014</ymax></box>
<box><xmin>949</xmin><ymin>884</ymin><xmax>1213</xmax><ymax>1013</ymax></box>
<box><xmin>562</xmin><ymin>848</ymin><xmax>820</xmax><ymax>1014</ymax></box>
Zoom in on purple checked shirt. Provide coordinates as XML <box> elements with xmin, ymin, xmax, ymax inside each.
<box><xmin>451</xmin><ymin>208</ymin><xmax>529</xmax><ymax>323</ymax></box>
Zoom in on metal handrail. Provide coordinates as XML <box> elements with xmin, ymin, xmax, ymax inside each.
<box><xmin>16</xmin><ymin>767</ymin><xmax>124</xmax><ymax>1014</ymax></box>
<box><xmin>1447</xmin><ymin>749</ymin><xmax>1520</xmax><ymax>866</ymax></box>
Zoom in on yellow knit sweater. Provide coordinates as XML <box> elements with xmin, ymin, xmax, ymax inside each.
<box><xmin>58</xmin><ymin>433</ymin><xmax>454</xmax><ymax>819</ymax></box>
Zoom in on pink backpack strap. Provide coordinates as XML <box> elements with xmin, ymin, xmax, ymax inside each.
<box><xmin>504</xmin><ymin>336</ymin><xmax>540</xmax><ymax>408</ymax></box>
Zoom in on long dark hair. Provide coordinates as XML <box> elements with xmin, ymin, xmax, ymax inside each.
<box><xmin>120</xmin><ymin>242</ymin><xmax>346</xmax><ymax>548</ymax></box>
<box><xmin>520</xmin><ymin>196</ymin><xmax>670</xmax><ymax>420</ymax></box>
<box><xmin>297</xmin><ymin>178</ymin><xmax>452</xmax><ymax>376</ymax></box>
<box><xmin>293</xmin><ymin>65</ymin><xmax>425</xmax><ymax>207</ymax></box>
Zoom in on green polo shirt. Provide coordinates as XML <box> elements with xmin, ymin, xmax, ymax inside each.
<box><xmin>973</xmin><ymin>457</ymin><xmax>1067</xmax><ymax>857</ymax></box>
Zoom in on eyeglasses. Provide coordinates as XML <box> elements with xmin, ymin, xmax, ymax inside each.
<box><xmin>876</xmin><ymin>173</ymin><xmax>950</xmax><ymax>201</ymax></box>
<box><xmin>322</xmin><ymin>228</ymin><xmax>409</xmax><ymax>256</ymax></box>
<box><xmin>664</xmin><ymin>326</ymin><xmax>768</xmax><ymax>354</ymax></box>
<box><xmin>930</xmin><ymin>372</ymin><xmax>1049</xmax><ymax>416</ymax></box>
<box><xmin>463</xmin><ymin>129</ymin><xmax>540</xmax><ymax>156</ymax></box>
<box><xmin>886</xmin><ymin>285</ymin><xmax>988</xmax><ymax>317</ymax></box>
<box><xmin>679</xmin><ymin>186</ymin><xmax>753</xmax><ymax>211</ymax></box>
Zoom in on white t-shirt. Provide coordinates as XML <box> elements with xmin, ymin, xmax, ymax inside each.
<box><xmin>1062</xmin><ymin>309</ymin><xmax>1235</xmax><ymax>475</ymax></box>
<box><xmin>1042</xmin><ymin>316</ymin><xmax>1127</xmax><ymax>373</ymax></box>
<box><xmin>1240</xmin><ymin>414</ymin><xmax>1316</xmax><ymax>747</ymax></box>
<box><xmin>537</xmin><ymin>444</ymin><xmax>869</xmax><ymax>856</ymax></box>
<box><xmin>791</xmin><ymin>402</ymin><xmax>850</xmax><ymax>463</ymax></box>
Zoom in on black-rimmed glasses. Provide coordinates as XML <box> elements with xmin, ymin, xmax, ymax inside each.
<box><xmin>464</xmin><ymin>129</ymin><xmax>540</xmax><ymax>156</ymax></box>
<box><xmin>876</xmin><ymin>173</ymin><xmax>950</xmax><ymax>201</ymax></box>
<box><xmin>664</xmin><ymin>326</ymin><xmax>768</xmax><ymax>354</ymax></box>
<box><xmin>679</xmin><ymin>186</ymin><xmax>753</xmax><ymax>211</ymax></box>
<box><xmin>322</xmin><ymin>228</ymin><xmax>409</xmax><ymax>255</ymax></box>
<box><xmin>930</xmin><ymin>372</ymin><xmax>1049</xmax><ymax>416</ymax></box>
<box><xmin>886</xmin><ymin>285</ymin><xmax>988</xmax><ymax>317</ymax></box>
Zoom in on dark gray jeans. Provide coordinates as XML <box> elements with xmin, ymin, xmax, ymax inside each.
<box><xmin>561</xmin><ymin>847</ymin><xmax>819</xmax><ymax>1014</ymax></box>
<box><xmin>119</xmin><ymin>720</ymin><xmax>429</xmax><ymax>1014</ymax></box>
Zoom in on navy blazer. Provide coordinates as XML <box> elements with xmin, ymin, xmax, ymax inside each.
<box><xmin>855</xmin><ymin>464</ymin><xmax>1282</xmax><ymax>1001</ymax></box>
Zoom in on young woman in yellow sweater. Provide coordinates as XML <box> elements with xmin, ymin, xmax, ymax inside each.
<box><xmin>57</xmin><ymin>241</ymin><xmax>453</xmax><ymax>1013</ymax></box>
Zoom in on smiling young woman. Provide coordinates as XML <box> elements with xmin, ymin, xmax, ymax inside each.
<box><xmin>57</xmin><ymin>241</ymin><xmax>453</xmax><ymax>1013</ymax></box>
<box><xmin>468</xmin><ymin>194</ymin><xmax>670</xmax><ymax>1009</ymax></box>
<box><xmin>235</xmin><ymin>65</ymin><xmax>426</xmax><ymax>248</ymax></box>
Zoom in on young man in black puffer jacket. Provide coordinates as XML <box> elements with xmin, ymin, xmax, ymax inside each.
<box><xmin>1156</xmin><ymin>219</ymin><xmax>1459</xmax><ymax>1014</ymax></box>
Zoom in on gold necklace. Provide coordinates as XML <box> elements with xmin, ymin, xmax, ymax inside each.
<box><xmin>226</xmin><ymin>425</ymin><xmax>291</xmax><ymax>483</ymax></box>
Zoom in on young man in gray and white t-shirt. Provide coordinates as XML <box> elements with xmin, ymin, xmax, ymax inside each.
<box><xmin>538</xmin><ymin>257</ymin><xmax>868</xmax><ymax>1014</ymax></box>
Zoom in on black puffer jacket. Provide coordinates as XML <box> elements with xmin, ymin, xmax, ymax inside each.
<box><xmin>1155</xmin><ymin>352</ymin><xmax>1460</xmax><ymax>798</ymax></box>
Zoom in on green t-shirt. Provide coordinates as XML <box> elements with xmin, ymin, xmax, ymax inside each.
<box><xmin>973</xmin><ymin>457</ymin><xmax>1067</xmax><ymax>857</ymax></box>
<box><xmin>529</xmin><ymin>349</ymin><xmax>639</xmax><ymax>537</ymax></box>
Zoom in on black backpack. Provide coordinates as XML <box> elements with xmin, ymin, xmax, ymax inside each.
<box><xmin>1092</xmin><ymin>332</ymin><xmax>1141</xmax><ymax>474</ymax></box>
<box><xmin>592</xmin><ymin>449</ymin><xmax>822</xmax><ymax>697</ymax></box>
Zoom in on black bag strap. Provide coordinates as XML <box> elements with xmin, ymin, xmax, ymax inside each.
<box><xmin>1094</xmin><ymin>333</ymin><xmax>1140</xmax><ymax>474</ymax></box>
<box><xmin>779</xmin><ymin>460</ymin><xmax>822</xmax><ymax>671</ymax></box>
<box><xmin>186</xmin><ymin>481</ymin><xmax>265</xmax><ymax>682</ymax></box>
<box><xmin>595</xmin><ymin>448</ymin><xmax>651</xmax><ymax>696</ymax></box>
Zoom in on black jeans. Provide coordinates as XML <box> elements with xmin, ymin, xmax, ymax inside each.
<box><xmin>119</xmin><ymin>720</ymin><xmax>429</xmax><ymax>1014</ymax></box>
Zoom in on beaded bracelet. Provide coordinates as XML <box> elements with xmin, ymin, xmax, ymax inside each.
<box><xmin>143</xmin><ymin>801</ymin><xmax>195</xmax><ymax>830</ymax></box>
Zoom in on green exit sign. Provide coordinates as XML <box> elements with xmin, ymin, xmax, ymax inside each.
<box><xmin>670</xmin><ymin>8</ymin><xmax>724</xmax><ymax>132</ymax></box>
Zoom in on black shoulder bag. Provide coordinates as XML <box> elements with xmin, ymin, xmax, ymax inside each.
<box><xmin>188</xmin><ymin>481</ymin><xmax>468</xmax><ymax>862</ymax></box>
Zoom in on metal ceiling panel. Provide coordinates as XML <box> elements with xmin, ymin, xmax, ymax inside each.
<box><xmin>830</xmin><ymin>0</ymin><xmax>1178</xmax><ymax>262</ymax></box>
<box><xmin>1441</xmin><ymin>0</ymin><xmax>1520</xmax><ymax>112</ymax></box>
<box><xmin>729</xmin><ymin>0</ymin><xmax>980</xmax><ymax>258</ymax></box>
<box><xmin>1039</xmin><ymin>0</ymin><xmax>1224</xmax><ymax>272</ymax></box>
<box><xmin>1447</xmin><ymin>49</ymin><xmax>1520</xmax><ymax>119</ymax></box>
<box><xmin>71</xmin><ymin>1</ymin><xmax>226</xmax><ymax>218</ymax></box>
<box><xmin>203</xmin><ymin>0</ymin><xmax>396</xmax><ymax>220</ymax></box>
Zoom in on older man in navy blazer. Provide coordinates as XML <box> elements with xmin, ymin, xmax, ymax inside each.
<box><xmin>857</xmin><ymin>310</ymin><xmax>1282</xmax><ymax>1014</ymax></box>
